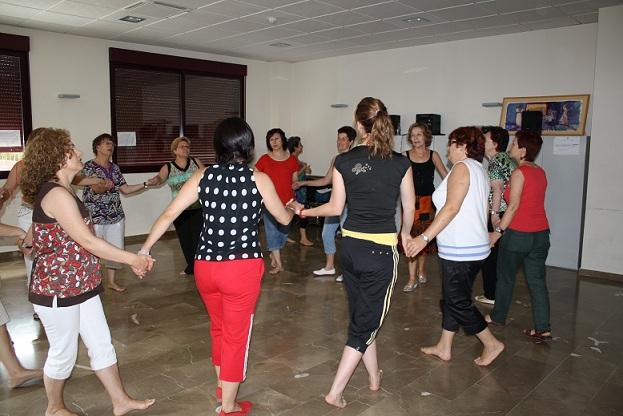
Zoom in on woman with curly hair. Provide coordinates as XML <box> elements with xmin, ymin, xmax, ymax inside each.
<box><xmin>291</xmin><ymin>97</ymin><xmax>417</xmax><ymax>409</ymax></box>
<box><xmin>21</xmin><ymin>128</ymin><xmax>155</xmax><ymax>416</ymax></box>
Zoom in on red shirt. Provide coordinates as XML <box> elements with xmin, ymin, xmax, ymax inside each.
<box><xmin>255</xmin><ymin>154</ymin><xmax>298</xmax><ymax>204</ymax></box>
<box><xmin>504</xmin><ymin>164</ymin><xmax>549</xmax><ymax>232</ymax></box>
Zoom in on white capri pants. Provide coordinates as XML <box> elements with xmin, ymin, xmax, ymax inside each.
<box><xmin>34</xmin><ymin>295</ymin><xmax>117</xmax><ymax>380</ymax></box>
<box><xmin>94</xmin><ymin>219</ymin><xmax>125</xmax><ymax>270</ymax></box>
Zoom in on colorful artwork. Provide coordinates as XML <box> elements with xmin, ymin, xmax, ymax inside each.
<box><xmin>500</xmin><ymin>95</ymin><xmax>590</xmax><ymax>136</ymax></box>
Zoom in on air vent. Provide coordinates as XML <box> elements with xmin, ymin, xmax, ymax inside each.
<box><xmin>120</xmin><ymin>15</ymin><xmax>146</xmax><ymax>23</ymax></box>
<box><xmin>269</xmin><ymin>42</ymin><xmax>292</xmax><ymax>48</ymax></box>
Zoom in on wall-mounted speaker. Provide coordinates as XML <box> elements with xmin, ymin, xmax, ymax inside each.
<box><xmin>389</xmin><ymin>114</ymin><xmax>401</xmax><ymax>135</ymax></box>
<box><xmin>521</xmin><ymin>111</ymin><xmax>543</xmax><ymax>135</ymax></box>
<box><xmin>416</xmin><ymin>114</ymin><xmax>441</xmax><ymax>135</ymax></box>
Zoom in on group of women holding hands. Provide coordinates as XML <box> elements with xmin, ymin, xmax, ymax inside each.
<box><xmin>0</xmin><ymin>95</ymin><xmax>552</xmax><ymax>415</ymax></box>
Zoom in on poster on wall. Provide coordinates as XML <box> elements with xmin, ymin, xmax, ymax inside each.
<box><xmin>500</xmin><ymin>95</ymin><xmax>590</xmax><ymax>136</ymax></box>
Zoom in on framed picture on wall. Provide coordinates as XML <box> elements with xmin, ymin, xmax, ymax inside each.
<box><xmin>500</xmin><ymin>94</ymin><xmax>590</xmax><ymax>136</ymax></box>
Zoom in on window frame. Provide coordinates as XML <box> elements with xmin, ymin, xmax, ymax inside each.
<box><xmin>109</xmin><ymin>48</ymin><xmax>246</xmax><ymax>173</ymax></box>
<box><xmin>0</xmin><ymin>33</ymin><xmax>32</xmax><ymax>179</ymax></box>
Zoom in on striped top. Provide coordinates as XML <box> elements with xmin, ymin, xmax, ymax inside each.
<box><xmin>432</xmin><ymin>158</ymin><xmax>490</xmax><ymax>262</ymax></box>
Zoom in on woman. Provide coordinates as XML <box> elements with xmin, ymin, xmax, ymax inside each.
<box><xmin>254</xmin><ymin>128</ymin><xmax>299</xmax><ymax>274</ymax></box>
<box><xmin>0</xmin><ymin>223</ymin><xmax>42</xmax><ymax>389</ymax></box>
<box><xmin>402</xmin><ymin>122</ymin><xmax>448</xmax><ymax>292</ymax></box>
<box><xmin>487</xmin><ymin>131</ymin><xmax>551</xmax><ymax>340</ymax></box>
<box><xmin>0</xmin><ymin>140</ymin><xmax>108</xmax><ymax>319</ymax></box>
<box><xmin>82</xmin><ymin>133</ymin><xmax>151</xmax><ymax>292</ymax></box>
<box><xmin>20</xmin><ymin>128</ymin><xmax>154</xmax><ymax>416</ymax></box>
<box><xmin>412</xmin><ymin>127</ymin><xmax>504</xmax><ymax>366</ymax></box>
<box><xmin>286</xmin><ymin>136</ymin><xmax>313</xmax><ymax>247</ymax></box>
<box><xmin>475</xmin><ymin>126</ymin><xmax>515</xmax><ymax>305</ymax></box>
<box><xmin>292</xmin><ymin>97</ymin><xmax>417</xmax><ymax>409</ymax></box>
<box><xmin>294</xmin><ymin>126</ymin><xmax>356</xmax><ymax>282</ymax></box>
<box><xmin>140</xmin><ymin>117</ymin><xmax>294</xmax><ymax>416</ymax></box>
<box><xmin>147</xmin><ymin>136</ymin><xmax>205</xmax><ymax>276</ymax></box>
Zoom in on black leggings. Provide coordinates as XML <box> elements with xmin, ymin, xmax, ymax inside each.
<box><xmin>341</xmin><ymin>237</ymin><xmax>399</xmax><ymax>353</ymax></box>
<box><xmin>440</xmin><ymin>258</ymin><xmax>487</xmax><ymax>336</ymax></box>
<box><xmin>173</xmin><ymin>208</ymin><xmax>202</xmax><ymax>274</ymax></box>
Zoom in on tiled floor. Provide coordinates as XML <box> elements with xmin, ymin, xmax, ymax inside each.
<box><xmin>1</xmin><ymin>228</ymin><xmax>623</xmax><ymax>415</ymax></box>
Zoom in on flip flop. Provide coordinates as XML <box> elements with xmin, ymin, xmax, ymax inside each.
<box><xmin>523</xmin><ymin>329</ymin><xmax>552</xmax><ymax>341</ymax></box>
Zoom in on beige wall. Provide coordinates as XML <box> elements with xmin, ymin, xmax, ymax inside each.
<box><xmin>581</xmin><ymin>5</ymin><xmax>623</xmax><ymax>275</ymax></box>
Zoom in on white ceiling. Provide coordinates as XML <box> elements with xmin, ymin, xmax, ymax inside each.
<box><xmin>0</xmin><ymin>0</ymin><xmax>619</xmax><ymax>62</ymax></box>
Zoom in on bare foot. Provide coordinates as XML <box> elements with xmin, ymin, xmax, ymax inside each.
<box><xmin>324</xmin><ymin>393</ymin><xmax>346</xmax><ymax>409</ymax></box>
<box><xmin>299</xmin><ymin>239</ymin><xmax>314</xmax><ymax>247</ymax></box>
<box><xmin>269</xmin><ymin>266</ymin><xmax>282</xmax><ymax>275</ymax></box>
<box><xmin>9</xmin><ymin>368</ymin><xmax>43</xmax><ymax>388</ymax></box>
<box><xmin>421</xmin><ymin>344</ymin><xmax>451</xmax><ymax>361</ymax></box>
<box><xmin>108</xmin><ymin>283</ymin><xmax>126</xmax><ymax>293</ymax></box>
<box><xmin>113</xmin><ymin>398</ymin><xmax>155</xmax><ymax>416</ymax></box>
<box><xmin>474</xmin><ymin>341</ymin><xmax>505</xmax><ymax>366</ymax></box>
<box><xmin>369</xmin><ymin>369</ymin><xmax>383</xmax><ymax>391</ymax></box>
<box><xmin>46</xmin><ymin>408</ymin><xmax>79</xmax><ymax>416</ymax></box>
<box><xmin>286</xmin><ymin>237</ymin><xmax>296</xmax><ymax>243</ymax></box>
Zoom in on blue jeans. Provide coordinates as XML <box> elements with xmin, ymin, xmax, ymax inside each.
<box><xmin>263</xmin><ymin>211</ymin><xmax>290</xmax><ymax>251</ymax></box>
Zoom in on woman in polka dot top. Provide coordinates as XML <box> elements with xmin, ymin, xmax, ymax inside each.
<box><xmin>140</xmin><ymin>117</ymin><xmax>295</xmax><ymax>416</ymax></box>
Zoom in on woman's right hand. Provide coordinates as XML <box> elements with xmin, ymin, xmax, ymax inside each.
<box><xmin>131</xmin><ymin>254</ymin><xmax>154</xmax><ymax>278</ymax></box>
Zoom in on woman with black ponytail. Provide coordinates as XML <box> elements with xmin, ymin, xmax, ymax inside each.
<box><xmin>291</xmin><ymin>97</ymin><xmax>417</xmax><ymax>408</ymax></box>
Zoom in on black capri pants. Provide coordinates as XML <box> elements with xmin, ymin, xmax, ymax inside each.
<box><xmin>440</xmin><ymin>258</ymin><xmax>487</xmax><ymax>336</ymax></box>
<box><xmin>341</xmin><ymin>236</ymin><xmax>399</xmax><ymax>353</ymax></box>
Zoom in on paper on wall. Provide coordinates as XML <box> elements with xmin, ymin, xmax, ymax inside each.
<box><xmin>117</xmin><ymin>131</ymin><xmax>137</xmax><ymax>147</ymax></box>
<box><xmin>553</xmin><ymin>136</ymin><xmax>580</xmax><ymax>155</ymax></box>
<box><xmin>0</xmin><ymin>130</ymin><xmax>22</xmax><ymax>147</ymax></box>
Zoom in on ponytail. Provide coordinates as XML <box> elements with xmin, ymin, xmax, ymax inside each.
<box><xmin>355</xmin><ymin>97</ymin><xmax>394</xmax><ymax>159</ymax></box>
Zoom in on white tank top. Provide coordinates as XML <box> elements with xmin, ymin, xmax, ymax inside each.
<box><xmin>432</xmin><ymin>158</ymin><xmax>491</xmax><ymax>262</ymax></box>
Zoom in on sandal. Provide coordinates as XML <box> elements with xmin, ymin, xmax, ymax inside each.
<box><xmin>218</xmin><ymin>400</ymin><xmax>253</xmax><ymax>415</ymax></box>
<box><xmin>484</xmin><ymin>314</ymin><xmax>504</xmax><ymax>327</ymax></box>
<box><xmin>523</xmin><ymin>329</ymin><xmax>552</xmax><ymax>341</ymax></box>
<box><xmin>403</xmin><ymin>281</ymin><xmax>417</xmax><ymax>292</ymax></box>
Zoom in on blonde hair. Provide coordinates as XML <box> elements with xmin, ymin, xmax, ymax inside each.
<box><xmin>354</xmin><ymin>97</ymin><xmax>394</xmax><ymax>159</ymax></box>
<box><xmin>170</xmin><ymin>136</ymin><xmax>190</xmax><ymax>156</ymax></box>
<box><xmin>21</xmin><ymin>128</ymin><xmax>73</xmax><ymax>205</ymax></box>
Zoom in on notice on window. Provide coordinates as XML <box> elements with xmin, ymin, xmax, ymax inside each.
<box><xmin>0</xmin><ymin>130</ymin><xmax>22</xmax><ymax>147</ymax></box>
<box><xmin>117</xmin><ymin>131</ymin><xmax>137</xmax><ymax>147</ymax></box>
<box><xmin>553</xmin><ymin>136</ymin><xmax>581</xmax><ymax>155</ymax></box>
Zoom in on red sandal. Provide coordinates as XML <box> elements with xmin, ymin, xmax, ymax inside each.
<box><xmin>218</xmin><ymin>401</ymin><xmax>253</xmax><ymax>415</ymax></box>
<box><xmin>523</xmin><ymin>329</ymin><xmax>552</xmax><ymax>341</ymax></box>
<box><xmin>216</xmin><ymin>386</ymin><xmax>222</xmax><ymax>402</ymax></box>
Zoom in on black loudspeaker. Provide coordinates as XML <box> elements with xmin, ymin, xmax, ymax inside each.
<box><xmin>521</xmin><ymin>111</ymin><xmax>543</xmax><ymax>135</ymax></box>
<box><xmin>389</xmin><ymin>114</ymin><xmax>401</xmax><ymax>135</ymax></box>
<box><xmin>416</xmin><ymin>114</ymin><xmax>441</xmax><ymax>135</ymax></box>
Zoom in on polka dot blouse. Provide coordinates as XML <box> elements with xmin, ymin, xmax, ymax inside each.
<box><xmin>195</xmin><ymin>164</ymin><xmax>263</xmax><ymax>262</ymax></box>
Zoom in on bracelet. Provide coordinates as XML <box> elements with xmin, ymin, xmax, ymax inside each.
<box><xmin>138</xmin><ymin>249</ymin><xmax>150</xmax><ymax>256</ymax></box>
<box><xmin>490</xmin><ymin>210</ymin><xmax>499</xmax><ymax>216</ymax></box>
<box><xmin>143</xmin><ymin>182</ymin><xmax>148</xmax><ymax>189</ymax></box>
<box><xmin>419</xmin><ymin>233</ymin><xmax>430</xmax><ymax>243</ymax></box>
<box><xmin>494</xmin><ymin>226</ymin><xmax>505</xmax><ymax>234</ymax></box>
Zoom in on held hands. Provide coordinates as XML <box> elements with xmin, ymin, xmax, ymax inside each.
<box><xmin>285</xmin><ymin>199</ymin><xmax>305</xmax><ymax>216</ymax></box>
<box><xmin>145</xmin><ymin>176</ymin><xmax>160</xmax><ymax>187</ymax></box>
<box><xmin>131</xmin><ymin>253</ymin><xmax>155</xmax><ymax>278</ymax></box>
<box><xmin>491</xmin><ymin>214</ymin><xmax>501</xmax><ymax>229</ymax></box>
<box><xmin>16</xmin><ymin>236</ymin><xmax>33</xmax><ymax>256</ymax></box>
<box><xmin>402</xmin><ymin>233</ymin><xmax>425</xmax><ymax>258</ymax></box>
<box><xmin>292</xmin><ymin>181</ymin><xmax>303</xmax><ymax>190</ymax></box>
<box><xmin>488</xmin><ymin>232</ymin><xmax>502</xmax><ymax>247</ymax></box>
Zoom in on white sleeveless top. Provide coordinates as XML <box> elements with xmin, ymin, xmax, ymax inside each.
<box><xmin>432</xmin><ymin>158</ymin><xmax>491</xmax><ymax>262</ymax></box>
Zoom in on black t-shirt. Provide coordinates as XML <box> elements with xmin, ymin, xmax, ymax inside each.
<box><xmin>334</xmin><ymin>145</ymin><xmax>410</xmax><ymax>234</ymax></box>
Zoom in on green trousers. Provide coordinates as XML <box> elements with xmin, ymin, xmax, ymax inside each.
<box><xmin>490</xmin><ymin>229</ymin><xmax>551</xmax><ymax>332</ymax></box>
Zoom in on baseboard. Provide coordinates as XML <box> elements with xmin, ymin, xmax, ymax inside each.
<box><xmin>0</xmin><ymin>230</ymin><xmax>177</xmax><ymax>262</ymax></box>
<box><xmin>578</xmin><ymin>268</ymin><xmax>623</xmax><ymax>283</ymax></box>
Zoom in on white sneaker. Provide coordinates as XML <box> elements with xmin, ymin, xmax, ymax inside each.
<box><xmin>475</xmin><ymin>295</ymin><xmax>495</xmax><ymax>305</ymax></box>
<box><xmin>313</xmin><ymin>267</ymin><xmax>336</xmax><ymax>276</ymax></box>
<box><xmin>335</xmin><ymin>275</ymin><xmax>343</xmax><ymax>283</ymax></box>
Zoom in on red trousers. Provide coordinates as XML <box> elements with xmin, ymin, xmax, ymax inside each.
<box><xmin>194</xmin><ymin>258</ymin><xmax>264</xmax><ymax>382</ymax></box>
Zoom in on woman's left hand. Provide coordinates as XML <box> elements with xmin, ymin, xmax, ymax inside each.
<box><xmin>404</xmin><ymin>235</ymin><xmax>427</xmax><ymax>258</ymax></box>
<box><xmin>286</xmin><ymin>199</ymin><xmax>304</xmax><ymax>215</ymax></box>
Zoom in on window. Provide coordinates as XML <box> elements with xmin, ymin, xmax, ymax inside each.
<box><xmin>110</xmin><ymin>48</ymin><xmax>246</xmax><ymax>173</ymax></box>
<box><xmin>0</xmin><ymin>33</ymin><xmax>31</xmax><ymax>179</ymax></box>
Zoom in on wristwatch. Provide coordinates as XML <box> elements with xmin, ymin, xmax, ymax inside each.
<box><xmin>494</xmin><ymin>226</ymin><xmax>505</xmax><ymax>234</ymax></box>
<box><xmin>143</xmin><ymin>181</ymin><xmax>148</xmax><ymax>189</ymax></box>
<box><xmin>419</xmin><ymin>233</ymin><xmax>430</xmax><ymax>242</ymax></box>
<box><xmin>490</xmin><ymin>210</ymin><xmax>499</xmax><ymax>216</ymax></box>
